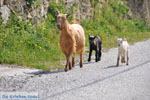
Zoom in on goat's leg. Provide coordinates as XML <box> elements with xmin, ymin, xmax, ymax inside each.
<box><xmin>80</xmin><ymin>54</ymin><xmax>83</xmax><ymax>68</ymax></box>
<box><xmin>72</xmin><ymin>53</ymin><xmax>75</xmax><ymax>67</ymax></box>
<box><xmin>98</xmin><ymin>47</ymin><xmax>102</xmax><ymax>61</ymax></box>
<box><xmin>65</xmin><ymin>56</ymin><xmax>70</xmax><ymax>72</ymax></box>
<box><xmin>95</xmin><ymin>50</ymin><xmax>98</xmax><ymax>62</ymax></box>
<box><xmin>69</xmin><ymin>54</ymin><xmax>72</xmax><ymax>70</ymax></box>
<box><xmin>69</xmin><ymin>61</ymin><xmax>72</xmax><ymax>70</ymax></box>
<box><xmin>121</xmin><ymin>56</ymin><xmax>125</xmax><ymax>63</ymax></box>
<box><xmin>88</xmin><ymin>49</ymin><xmax>92</xmax><ymax>62</ymax></box>
<box><xmin>126</xmin><ymin>50</ymin><xmax>129</xmax><ymax>65</ymax></box>
<box><xmin>116</xmin><ymin>56</ymin><xmax>120</xmax><ymax>67</ymax></box>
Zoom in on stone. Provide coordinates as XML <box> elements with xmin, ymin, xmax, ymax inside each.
<box><xmin>0</xmin><ymin>0</ymin><xmax>49</xmax><ymax>24</ymax></box>
<box><xmin>0</xmin><ymin>0</ymin><xmax>4</xmax><ymax>7</ymax></box>
<box><xmin>0</xmin><ymin>5</ymin><xmax>10</xmax><ymax>24</ymax></box>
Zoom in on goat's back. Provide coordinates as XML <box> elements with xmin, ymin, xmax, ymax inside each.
<box><xmin>70</xmin><ymin>24</ymin><xmax>85</xmax><ymax>53</ymax></box>
<box><xmin>70</xmin><ymin>20</ymin><xmax>79</xmax><ymax>24</ymax></box>
<box><xmin>95</xmin><ymin>36</ymin><xmax>102</xmax><ymax>45</ymax></box>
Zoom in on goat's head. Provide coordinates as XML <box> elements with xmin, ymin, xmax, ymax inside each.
<box><xmin>57</xmin><ymin>14</ymin><xmax>69</xmax><ymax>30</ymax></box>
<box><xmin>88</xmin><ymin>33</ymin><xmax>97</xmax><ymax>46</ymax></box>
<box><xmin>117</xmin><ymin>38</ymin><xmax>123</xmax><ymax>46</ymax></box>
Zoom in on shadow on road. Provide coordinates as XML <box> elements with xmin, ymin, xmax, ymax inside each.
<box><xmin>25</xmin><ymin>61</ymin><xmax>95</xmax><ymax>75</ymax></box>
<box><xmin>25</xmin><ymin>62</ymin><xmax>95</xmax><ymax>75</ymax></box>
<box><xmin>104</xmin><ymin>65</ymin><xmax>125</xmax><ymax>69</ymax></box>
<box><xmin>41</xmin><ymin>60</ymin><xmax>150</xmax><ymax>100</ymax></box>
<box><xmin>24</xmin><ymin>70</ymin><xmax>64</xmax><ymax>75</ymax></box>
<box><xmin>76</xmin><ymin>61</ymin><xmax>95</xmax><ymax>66</ymax></box>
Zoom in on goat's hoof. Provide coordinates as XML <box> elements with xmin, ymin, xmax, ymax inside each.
<box><xmin>65</xmin><ymin>68</ymin><xmax>68</xmax><ymax>72</ymax></box>
<box><xmin>72</xmin><ymin>64</ymin><xmax>75</xmax><ymax>67</ymax></box>
<box><xmin>88</xmin><ymin>59</ymin><xmax>91</xmax><ymax>62</ymax></box>
<box><xmin>72</xmin><ymin>63</ymin><xmax>75</xmax><ymax>68</ymax></box>
<box><xmin>126</xmin><ymin>63</ymin><xmax>129</xmax><ymax>66</ymax></box>
<box><xmin>116</xmin><ymin>65</ymin><xmax>119</xmax><ymax>67</ymax></box>
<box><xmin>80</xmin><ymin>65</ymin><xmax>83</xmax><ymax>68</ymax></box>
<box><xmin>69</xmin><ymin>67</ymin><xmax>72</xmax><ymax>70</ymax></box>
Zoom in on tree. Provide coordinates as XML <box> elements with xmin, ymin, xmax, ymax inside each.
<box><xmin>145</xmin><ymin>0</ymin><xmax>150</xmax><ymax>26</ymax></box>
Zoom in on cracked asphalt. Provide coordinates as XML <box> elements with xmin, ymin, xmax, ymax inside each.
<box><xmin>0</xmin><ymin>40</ymin><xmax>150</xmax><ymax>100</ymax></box>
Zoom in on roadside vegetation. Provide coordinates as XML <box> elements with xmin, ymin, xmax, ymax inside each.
<box><xmin>0</xmin><ymin>0</ymin><xmax>150</xmax><ymax>71</ymax></box>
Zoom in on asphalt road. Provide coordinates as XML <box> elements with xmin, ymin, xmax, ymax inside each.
<box><xmin>0</xmin><ymin>40</ymin><xmax>150</xmax><ymax>100</ymax></box>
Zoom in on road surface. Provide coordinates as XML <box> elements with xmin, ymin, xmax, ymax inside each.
<box><xmin>0</xmin><ymin>40</ymin><xmax>150</xmax><ymax>100</ymax></box>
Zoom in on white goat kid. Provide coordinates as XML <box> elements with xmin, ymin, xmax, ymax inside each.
<box><xmin>117</xmin><ymin>38</ymin><xmax>129</xmax><ymax>66</ymax></box>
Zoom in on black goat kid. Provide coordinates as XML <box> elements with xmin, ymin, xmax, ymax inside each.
<box><xmin>88</xmin><ymin>34</ymin><xmax>102</xmax><ymax>62</ymax></box>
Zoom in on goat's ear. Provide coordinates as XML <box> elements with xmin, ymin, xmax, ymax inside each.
<box><xmin>65</xmin><ymin>12</ymin><xmax>72</xmax><ymax>18</ymax></box>
<box><xmin>94</xmin><ymin>35</ymin><xmax>98</xmax><ymax>39</ymax></box>
<box><xmin>122</xmin><ymin>37</ymin><xmax>126</xmax><ymax>41</ymax></box>
<box><xmin>117</xmin><ymin>38</ymin><xmax>120</xmax><ymax>41</ymax></box>
<box><xmin>117</xmin><ymin>38</ymin><xmax>121</xmax><ymax>40</ymax></box>
<box><xmin>66</xmin><ymin>14</ymin><xmax>70</xmax><ymax>18</ymax></box>
<box><xmin>65</xmin><ymin>14</ymin><xmax>70</xmax><ymax>18</ymax></box>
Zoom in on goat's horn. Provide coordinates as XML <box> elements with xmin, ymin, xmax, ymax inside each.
<box><xmin>66</xmin><ymin>12</ymin><xmax>73</xmax><ymax>18</ymax></box>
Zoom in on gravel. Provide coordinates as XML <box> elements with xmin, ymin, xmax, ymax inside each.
<box><xmin>0</xmin><ymin>40</ymin><xmax>150</xmax><ymax>100</ymax></box>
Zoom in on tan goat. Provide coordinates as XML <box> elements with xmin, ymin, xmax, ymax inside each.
<box><xmin>57</xmin><ymin>14</ymin><xmax>85</xmax><ymax>72</ymax></box>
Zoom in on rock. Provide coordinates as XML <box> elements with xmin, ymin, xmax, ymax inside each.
<box><xmin>0</xmin><ymin>5</ymin><xmax>10</xmax><ymax>24</ymax></box>
<box><xmin>0</xmin><ymin>0</ymin><xmax>4</xmax><ymax>7</ymax></box>
<box><xmin>27</xmin><ymin>12</ymin><xmax>32</xmax><ymax>19</ymax></box>
<box><xmin>64</xmin><ymin>0</ymin><xmax>95</xmax><ymax>22</ymax></box>
<box><xmin>0</xmin><ymin>0</ymin><xmax>49</xmax><ymax>24</ymax></box>
<box><xmin>126</xmin><ymin>0</ymin><xmax>150</xmax><ymax>26</ymax></box>
<box><xmin>0</xmin><ymin>0</ymin><xmax>149</xmax><ymax>25</ymax></box>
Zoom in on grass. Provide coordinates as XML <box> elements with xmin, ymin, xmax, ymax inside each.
<box><xmin>0</xmin><ymin>0</ymin><xmax>150</xmax><ymax>71</ymax></box>
<box><xmin>0</xmin><ymin>14</ymin><xmax>65</xmax><ymax>71</ymax></box>
<box><xmin>102</xmin><ymin>32</ymin><xmax>150</xmax><ymax>49</ymax></box>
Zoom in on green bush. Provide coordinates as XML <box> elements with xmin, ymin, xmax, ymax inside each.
<box><xmin>48</xmin><ymin>1</ymin><xmax>75</xmax><ymax>23</ymax></box>
<box><xmin>0</xmin><ymin>13</ymin><xmax>64</xmax><ymax>71</ymax></box>
<box><xmin>111</xmin><ymin>0</ymin><xmax>129</xmax><ymax>16</ymax></box>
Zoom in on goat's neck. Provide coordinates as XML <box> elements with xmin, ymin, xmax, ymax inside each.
<box><xmin>61</xmin><ymin>20</ymin><xmax>70</xmax><ymax>35</ymax></box>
